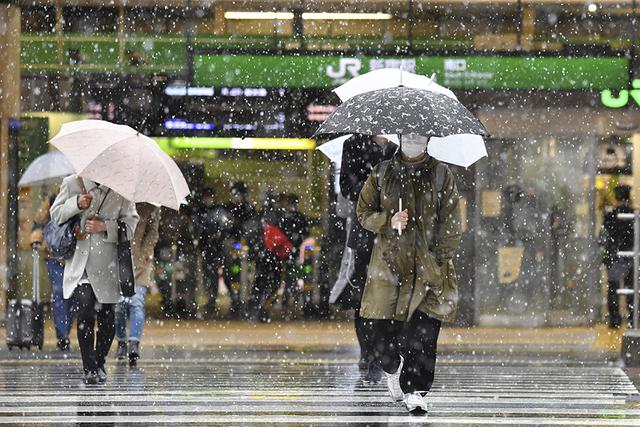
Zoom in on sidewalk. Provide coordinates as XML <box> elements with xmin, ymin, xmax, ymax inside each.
<box><xmin>1</xmin><ymin>320</ymin><xmax>624</xmax><ymax>360</ymax></box>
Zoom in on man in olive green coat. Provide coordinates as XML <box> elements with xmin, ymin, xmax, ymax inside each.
<box><xmin>356</xmin><ymin>133</ymin><xmax>461</xmax><ymax>414</ymax></box>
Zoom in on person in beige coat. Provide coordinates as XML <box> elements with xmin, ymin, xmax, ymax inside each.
<box><xmin>50</xmin><ymin>176</ymin><xmax>139</xmax><ymax>385</ymax></box>
<box><xmin>114</xmin><ymin>203</ymin><xmax>161</xmax><ymax>367</ymax></box>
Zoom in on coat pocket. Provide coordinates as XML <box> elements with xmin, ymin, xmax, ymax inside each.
<box><xmin>437</xmin><ymin>259</ymin><xmax>458</xmax><ymax>307</ymax></box>
<box><xmin>420</xmin><ymin>251</ymin><xmax>443</xmax><ymax>295</ymax></box>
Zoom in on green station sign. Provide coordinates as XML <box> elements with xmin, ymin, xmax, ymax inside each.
<box><xmin>194</xmin><ymin>54</ymin><xmax>629</xmax><ymax>91</ymax></box>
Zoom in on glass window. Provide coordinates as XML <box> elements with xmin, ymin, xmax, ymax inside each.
<box><xmin>474</xmin><ymin>136</ymin><xmax>598</xmax><ymax>326</ymax></box>
<box><xmin>534</xmin><ymin>3</ymin><xmax>634</xmax><ymax>51</ymax></box>
<box><xmin>124</xmin><ymin>6</ymin><xmax>187</xmax><ymax>34</ymax></box>
<box><xmin>21</xmin><ymin>6</ymin><xmax>56</xmax><ymax>34</ymax></box>
<box><xmin>62</xmin><ymin>6</ymin><xmax>118</xmax><ymax>34</ymax></box>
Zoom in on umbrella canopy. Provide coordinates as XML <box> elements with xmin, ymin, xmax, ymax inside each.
<box><xmin>329</xmin><ymin>69</ymin><xmax>487</xmax><ymax>168</ymax></box>
<box><xmin>315</xmin><ymin>135</ymin><xmax>349</xmax><ymax>165</ymax></box>
<box><xmin>50</xmin><ymin>120</ymin><xmax>190</xmax><ymax>211</ymax></box>
<box><xmin>334</xmin><ymin>68</ymin><xmax>457</xmax><ymax>102</ymax></box>
<box><xmin>316</xmin><ymin>134</ymin><xmax>400</xmax><ymax>165</ymax></box>
<box><xmin>18</xmin><ymin>151</ymin><xmax>74</xmax><ymax>187</ymax></box>
<box><xmin>428</xmin><ymin>134</ymin><xmax>487</xmax><ymax>168</ymax></box>
<box><xmin>314</xmin><ymin>86</ymin><xmax>487</xmax><ymax>138</ymax></box>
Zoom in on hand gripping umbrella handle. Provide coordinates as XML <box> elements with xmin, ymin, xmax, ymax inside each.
<box><xmin>397</xmin><ymin>198</ymin><xmax>402</xmax><ymax>236</ymax></box>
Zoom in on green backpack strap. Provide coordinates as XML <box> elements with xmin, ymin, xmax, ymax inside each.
<box><xmin>375</xmin><ymin>160</ymin><xmax>390</xmax><ymax>193</ymax></box>
<box><xmin>432</xmin><ymin>162</ymin><xmax>447</xmax><ymax>248</ymax></box>
<box><xmin>432</xmin><ymin>162</ymin><xmax>447</xmax><ymax>219</ymax></box>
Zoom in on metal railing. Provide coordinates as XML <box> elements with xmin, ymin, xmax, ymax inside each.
<box><xmin>616</xmin><ymin>212</ymin><xmax>639</xmax><ymax>329</ymax></box>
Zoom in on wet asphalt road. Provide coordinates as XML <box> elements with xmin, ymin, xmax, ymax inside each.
<box><xmin>0</xmin><ymin>347</ymin><xmax>638</xmax><ymax>426</ymax></box>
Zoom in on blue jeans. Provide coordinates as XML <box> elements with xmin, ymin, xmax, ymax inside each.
<box><xmin>115</xmin><ymin>285</ymin><xmax>148</xmax><ymax>342</ymax></box>
<box><xmin>47</xmin><ymin>259</ymin><xmax>74</xmax><ymax>339</ymax></box>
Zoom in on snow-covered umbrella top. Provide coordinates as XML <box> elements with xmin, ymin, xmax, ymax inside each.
<box><xmin>314</xmin><ymin>86</ymin><xmax>487</xmax><ymax>138</ymax></box>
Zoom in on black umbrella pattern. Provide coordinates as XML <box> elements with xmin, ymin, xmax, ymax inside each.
<box><xmin>314</xmin><ymin>86</ymin><xmax>487</xmax><ymax>138</ymax></box>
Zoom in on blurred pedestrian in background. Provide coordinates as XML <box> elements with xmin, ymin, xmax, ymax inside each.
<box><xmin>246</xmin><ymin>194</ymin><xmax>285</xmax><ymax>322</ymax></box>
<box><xmin>198</xmin><ymin>188</ymin><xmax>230</xmax><ymax>318</ymax></box>
<box><xmin>357</xmin><ymin>134</ymin><xmax>461</xmax><ymax>414</ymax></box>
<box><xmin>223</xmin><ymin>182</ymin><xmax>256</xmax><ymax>317</ymax></box>
<box><xmin>335</xmin><ymin>134</ymin><xmax>394</xmax><ymax>383</ymax></box>
<box><xmin>198</xmin><ymin>182</ymin><xmax>255</xmax><ymax>318</ymax></box>
<box><xmin>172</xmin><ymin>207</ymin><xmax>199</xmax><ymax>319</ymax></box>
<box><xmin>31</xmin><ymin>190</ymin><xmax>75</xmax><ymax>351</ymax></box>
<box><xmin>601</xmin><ymin>185</ymin><xmax>635</xmax><ymax>329</ymax></box>
<box><xmin>279</xmin><ymin>194</ymin><xmax>310</xmax><ymax>318</ymax></box>
<box><xmin>115</xmin><ymin>202</ymin><xmax>160</xmax><ymax>367</ymax></box>
<box><xmin>51</xmin><ymin>176</ymin><xmax>139</xmax><ymax>385</ymax></box>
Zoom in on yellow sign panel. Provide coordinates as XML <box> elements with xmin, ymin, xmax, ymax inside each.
<box><xmin>481</xmin><ymin>190</ymin><xmax>501</xmax><ymax>218</ymax></box>
<box><xmin>498</xmin><ymin>246</ymin><xmax>524</xmax><ymax>285</ymax></box>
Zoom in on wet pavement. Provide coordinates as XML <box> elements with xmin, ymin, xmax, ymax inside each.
<box><xmin>0</xmin><ymin>321</ymin><xmax>638</xmax><ymax>425</ymax></box>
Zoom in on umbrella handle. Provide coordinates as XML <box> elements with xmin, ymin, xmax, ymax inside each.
<box><xmin>397</xmin><ymin>198</ymin><xmax>402</xmax><ymax>236</ymax></box>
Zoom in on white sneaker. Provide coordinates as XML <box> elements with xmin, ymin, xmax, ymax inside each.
<box><xmin>403</xmin><ymin>392</ymin><xmax>427</xmax><ymax>414</ymax></box>
<box><xmin>384</xmin><ymin>355</ymin><xmax>404</xmax><ymax>402</ymax></box>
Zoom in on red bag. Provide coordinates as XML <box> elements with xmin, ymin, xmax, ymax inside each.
<box><xmin>263</xmin><ymin>223</ymin><xmax>293</xmax><ymax>260</ymax></box>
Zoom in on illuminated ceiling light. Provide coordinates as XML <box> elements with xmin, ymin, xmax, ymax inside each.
<box><xmin>302</xmin><ymin>12</ymin><xmax>393</xmax><ymax>20</ymax></box>
<box><xmin>587</xmin><ymin>3</ymin><xmax>598</xmax><ymax>12</ymax></box>
<box><xmin>224</xmin><ymin>11</ymin><xmax>294</xmax><ymax>20</ymax></box>
<box><xmin>223</xmin><ymin>11</ymin><xmax>393</xmax><ymax>21</ymax></box>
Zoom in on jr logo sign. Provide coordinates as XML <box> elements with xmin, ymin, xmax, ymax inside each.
<box><xmin>444</xmin><ymin>59</ymin><xmax>467</xmax><ymax>72</ymax></box>
<box><xmin>326</xmin><ymin>58</ymin><xmax>362</xmax><ymax>79</ymax></box>
<box><xmin>601</xmin><ymin>79</ymin><xmax>640</xmax><ymax>108</ymax></box>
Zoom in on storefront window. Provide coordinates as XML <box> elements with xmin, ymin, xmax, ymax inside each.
<box><xmin>474</xmin><ymin>136</ymin><xmax>598</xmax><ymax>326</ymax></box>
<box><xmin>21</xmin><ymin>6</ymin><xmax>56</xmax><ymax>34</ymax></box>
<box><xmin>534</xmin><ymin>3</ymin><xmax>634</xmax><ymax>51</ymax></box>
<box><xmin>124</xmin><ymin>6</ymin><xmax>187</xmax><ymax>34</ymax></box>
<box><xmin>62</xmin><ymin>6</ymin><xmax>118</xmax><ymax>34</ymax></box>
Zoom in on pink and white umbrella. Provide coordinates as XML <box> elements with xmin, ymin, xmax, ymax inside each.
<box><xmin>50</xmin><ymin>120</ymin><xmax>190</xmax><ymax>210</ymax></box>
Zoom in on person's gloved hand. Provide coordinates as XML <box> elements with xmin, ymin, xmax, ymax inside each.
<box><xmin>391</xmin><ymin>209</ymin><xmax>409</xmax><ymax>231</ymax></box>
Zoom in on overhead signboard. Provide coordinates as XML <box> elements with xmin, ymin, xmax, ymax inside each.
<box><xmin>193</xmin><ymin>54</ymin><xmax>628</xmax><ymax>91</ymax></box>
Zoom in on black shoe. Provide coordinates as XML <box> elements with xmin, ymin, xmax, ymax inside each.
<box><xmin>609</xmin><ymin>321</ymin><xmax>621</xmax><ymax>329</ymax></box>
<box><xmin>83</xmin><ymin>371</ymin><xmax>99</xmax><ymax>385</ymax></box>
<box><xmin>57</xmin><ymin>338</ymin><xmax>70</xmax><ymax>352</ymax></box>
<box><xmin>364</xmin><ymin>361</ymin><xmax>383</xmax><ymax>384</ymax></box>
<box><xmin>116</xmin><ymin>341</ymin><xmax>127</xmax><ymax>360</ymax></box>
<box><xmin>129</xmin><ymin>341</ymin><xmax>140</xmax><ymax>368</ymax></box>
<box><xmin>258</xmin><ymin>308</ymin><xmax>271</xmax><ymax>324</ymax></box>
<box><xmin>358</xmin><ymin>357</ymin><xmax>368</xmax><ymax>371</ymax></box>
<box><xmin>97</xmin><ymin>367</ymin><xmax>107</xmax><ymax>383</ymax></box>
<box><xmin>203</xmin><ymin>303</ymin><xmax>218</xmax><ymax>319</ymax></box>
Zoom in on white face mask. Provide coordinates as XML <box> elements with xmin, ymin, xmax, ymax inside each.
<box><xmin>401</xmin><ymin>133</ymin><xmax>429</xmax><ymax>157</ymax></box>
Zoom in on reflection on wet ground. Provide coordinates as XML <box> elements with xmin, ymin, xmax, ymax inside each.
<box><xmin>0</xmin><ymin>349</ymin><xmax>638</xmax><ymax>426</ymax></box>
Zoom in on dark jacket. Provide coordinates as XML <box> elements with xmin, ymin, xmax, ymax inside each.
<box><xmin>340</xmin><ymin>135</ymin><xmax>394</xmax><ymax>252</ymax></box>
<box><xmin>280</xmin><ymin>209</ymin><xmax>310</xmax><ymax>254</ymax></box>
<box><xmin>603</xmin><ymin>204</ymin><xmax>634</xmax><ymax>267</ymax></box>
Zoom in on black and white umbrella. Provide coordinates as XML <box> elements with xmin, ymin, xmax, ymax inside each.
<box><xmin>314</xmin><ymin>86</ymin><xmax>487</xmax><ymax>138</ymax></box>
<box><xmin>314</xmin><ymin>86</ymin><xmax>487</xmax><ymax>235</ymax></box>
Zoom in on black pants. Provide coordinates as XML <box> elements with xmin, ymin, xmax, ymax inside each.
<box><xmin>202</xmin><ymin>254</ymin><xmax>222</xmax><ymax>313</ymax></box>
<box><xmin>369</xmin><ymin>311</ymin><xmax>442</xmax><ymax>394</ymax></box>
<box><xmin>74</xmin><ymin>284</ymin><xmax>115</xmax><ymax>373</ymax></box>
<box><xmin>247</xmin><ymin>253</ymin><xmax>282</xmax><ymax>319</ymax></box>
<box><xmin>607</xmin><ymin>265</ymin><xmax>634</xmax><ymax>328</ymax></box>
<box><xmin>352</xmin><ymin>247</ymin><xmax>375</xmax><ymax>362</ymax></box>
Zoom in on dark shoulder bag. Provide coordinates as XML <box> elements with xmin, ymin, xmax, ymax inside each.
<box><xmin>117</xmin><ymin>220</ymin><xmax>136</xmax><ymax>298</ymax></box>
<box><xmin>44</xmin><ymin>177</ymin><xmax>86</xmax><ymax>259</ymax></box>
